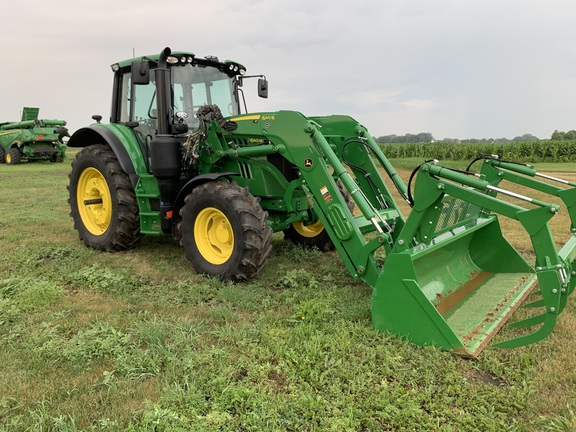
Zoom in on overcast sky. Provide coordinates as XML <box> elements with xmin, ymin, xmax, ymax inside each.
<box><xmin>1</xmin><ymin>0</ymin><xmax>575</xmax><ymax>140</ymax></box>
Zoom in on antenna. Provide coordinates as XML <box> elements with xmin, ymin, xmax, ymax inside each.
<box><xmin>133</xmin><ymin>48</ymin><xmax>135</xmax><ymax>58</ymax></box>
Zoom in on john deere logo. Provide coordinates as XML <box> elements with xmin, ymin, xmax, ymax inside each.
<box><xmin>304</xmin><ymin>158</ymin><xmax>313</xmax><ymax>168</ymax></box>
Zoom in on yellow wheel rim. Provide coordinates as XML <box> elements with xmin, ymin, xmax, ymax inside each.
<box><xmin>292</xmin><ymin>220</ymin><xmax>324</xmax><ymax>238</ymax></box>
<box><xmin>77</xmin><ymin>167</ymin><xmax>112</xmax><ymax>235</ymax></box>
<box><xmin>195</xmin><ymin>207</ymin><xmax>234</xmax><ymax>264</ymax></box>
<box><xmin>5</xmin><ymin>153</ymin><xmax>11</xmax><ymax>164</ymax></box>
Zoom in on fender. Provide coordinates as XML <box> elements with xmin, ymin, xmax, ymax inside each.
<box><xmin>68</xmin><ymin>125</ymin><xmax>142</xmax><ymax>187</ymax></box>
<box><xmin>173</xmin><ymin>172</ymin><xmax>237</xmax><ymax>218</ymax></box>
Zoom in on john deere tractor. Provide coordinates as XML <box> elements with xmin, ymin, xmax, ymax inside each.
<box><xmin>0</xmin><ymin>107</ymin><xmax>68</xmax><ymax>165</ymax></box>
<box><xmin>67</xmin><ymin>47</ymin><xmax>576</xmax><ymax>357</ymax></box>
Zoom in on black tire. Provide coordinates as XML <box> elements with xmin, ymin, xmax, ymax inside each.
<box><xmin>180</xmin><ymin>181</ymin><xmax>272</xmax><ymax>281</ymax></box>
<box><xmin>284</xmin><ymin>181</ymin><xmax>355</xmax><ymax>251</ymax></box>
<box><xmin>68</xmin><ymin>144</ymin><xmax>142</xmax><ymax>251</ymax></box>
<box><xmin>52</xmin><ymin>154</ymin><xmax>64</xmax><ymax>163</ymax></box>
<box><xmin>0</xmin><ymin>147</ymin><xmax>5</xmax><ymax>163</ymax></box>
<box><xmin>6</xmin><ymin>148</ymin><xmax>21</xmax><ymax>165</ymax></box>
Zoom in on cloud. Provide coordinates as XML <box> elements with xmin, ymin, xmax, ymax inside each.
<box><xmin>402</xmin><ymin>98</ymin><xmax>439</xmax><ymax>111</ymax></box>
<box><xmin>0</xmin><ymin>0</ymin><xmax>575</xmax><ymax>139</ymax></box>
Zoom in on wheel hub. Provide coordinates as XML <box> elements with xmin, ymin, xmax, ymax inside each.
<box><xmin>195</xmin><ymin>207</ymin><xmax>234</xmax><ymax>264</ymax></box>
<box><xmin>77</xmin><ymin>167</ymin><xmax>112</xmax><ymax>235</ymax></box>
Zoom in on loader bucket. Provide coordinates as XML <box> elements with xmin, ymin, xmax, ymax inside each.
<box><xmin>371</xmin><ymin>216</ymin><xmax>539</xmax><ymax>357</ymax></box>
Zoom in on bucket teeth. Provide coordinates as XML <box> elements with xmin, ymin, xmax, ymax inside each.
<box><xmin>522</xmin><ymin>298</ymin><xmax>545</xmax><ymax>309</ymax></box>
<box><xmin>506</xmin><ymin>314</ymin><xmax>546</xmax><ymax>329</ymax></box>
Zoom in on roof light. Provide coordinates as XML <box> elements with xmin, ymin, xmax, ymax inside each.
<box><xmin>239</xmin><ymin>68</ymin><xmax>246</xmax><ymax>75</ymax></box>
<box><xmin>111</xmin><ymin>63</ymin><xmax>120</xmax><ymax>72</ymax></box>
<box><xmin>180</xmin><ymin>56</ymin><xmax>186</xmax><ymax>63</ymax></box>
<box><xmin>187</xmin><ymin>56</ymin><xmax>193</xmax><ymax>63</ymax></box>
<box><xmin>167</xmin><ymin>56</ymin><xmax>179</xmax><ymax>64</ymax></box>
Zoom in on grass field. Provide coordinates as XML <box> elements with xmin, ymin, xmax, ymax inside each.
<box><xmin>1</xmin><ymin>154</ymin><xmax>576</xmax><ymax>431</ymax></box>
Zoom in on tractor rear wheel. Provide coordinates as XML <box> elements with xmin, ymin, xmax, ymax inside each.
<box><xmin>6</xmin><ymin>148</ymin><xmax>20</xmax><ymax>165</ymax></box>
<box><xmin>180</xmin><ymin>181</ymin><xmax>272</xmax><ymax>281</ymax></box>
<box><xmin>0</xmin><ymin>147</ymin><xmax>5</xmax><ymax>163</ymax></box>
<box><xmin>68</xmin><ymin>144</ymin><xmax>142</xmax><ymax>251</ymax></box>
<box><xmin>284</xmin><ymin>181</ymin><xmax>354</xmax><ymax>251</ymax></box>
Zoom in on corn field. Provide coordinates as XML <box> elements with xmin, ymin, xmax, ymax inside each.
<box><xmin>380</xmin><ymin>140</ymin><xmax>576</xmax><ymax>162</ymax></box>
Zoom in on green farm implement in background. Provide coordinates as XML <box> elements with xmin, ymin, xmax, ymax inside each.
<box><xmin>67</xmin><ymin>48</ymin><xmax>576</xmax><ymax>357</ymax></box>
<box><xmin>0</xmin><ymin>107</ymin><xmax>69</xmax><ymax>165</ymax></box>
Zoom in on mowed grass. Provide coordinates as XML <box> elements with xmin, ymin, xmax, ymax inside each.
<box><xmin>0</xmin><ymin>155</ymin><xmax>576</xmax><ymax>430</ymax></box>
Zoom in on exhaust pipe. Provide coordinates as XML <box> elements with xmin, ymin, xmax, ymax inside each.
<box><xmin>150</xmin><ymin>47</ymin><xmax>181</xmax><ymax>233</ymax></box>
<box><xmin>156</xmin><ymin>47</ymin><xmax>172</xmax><ymax>135</ymax></box>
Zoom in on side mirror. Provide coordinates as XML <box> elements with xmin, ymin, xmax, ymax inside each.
<box><xmin>258</xmin><ymin>78</ymin><xmax>268</xmax><ymax>99</ymax></box>
<box><xmin>131</xmin><ymin>61</ymin><xmax>150</xmax><ymax>85</ymax></box>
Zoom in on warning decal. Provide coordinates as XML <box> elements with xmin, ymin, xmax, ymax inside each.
<box><xmin>320</xmin><ymin>186</ymin><xmax>332</xmax><ymax>204</ymax></box>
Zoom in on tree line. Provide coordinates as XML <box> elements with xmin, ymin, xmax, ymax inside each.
<box><xmin>551</xmin><ymin>130</ymin><xmax>576</xmax><ymax>140</ymax></box>
<box><xmin>375</xmin><ymin>131</ymin><xmax>576</xmax><ymax>144</ymax></box>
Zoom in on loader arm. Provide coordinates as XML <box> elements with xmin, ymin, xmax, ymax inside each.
<box><xmin>204</xmin><ymin>111</ymin><xmax>407</xmax><ymax>286</ymax></box>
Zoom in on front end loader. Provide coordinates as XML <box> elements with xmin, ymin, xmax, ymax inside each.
<box><xmin>67</xmin><ymin>47</ymin><xmax>576</xmax><ymax>357</ymax></box>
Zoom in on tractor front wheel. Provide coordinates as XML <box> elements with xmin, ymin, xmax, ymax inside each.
<box><xmin>68</xmin><ymin>144</ymin><xmax>142</xmax><ymax>251</ymax></box>
<box><xmin>284</xmin><ymin>181</ymin><xmax>354</xmax><ymax>251</ymax></box>
<box><xmin>6</xmin><ymin>148</ymin><xmax>20</xmax><ymax>165</ymax></box>
<box><xmin>284</xmin><ymin>219</ymin><xmax>334</xmax><ymax>251</ymax></box>
<box><xmin>180</xmin><ymin>181</ymin><xmax>272</xmax><ymax>281</ymax></box>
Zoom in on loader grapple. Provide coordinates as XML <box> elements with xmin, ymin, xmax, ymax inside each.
<box><xmin>368</xmin><ymin>157</ymin><xmax>576</xmax><ymax>357</ymax></box>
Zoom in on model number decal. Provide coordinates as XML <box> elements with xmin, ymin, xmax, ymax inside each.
<box><xmin>261</xmin><ymin>115</ymin><xmax>276</xmax><ymax>121</ymax></box>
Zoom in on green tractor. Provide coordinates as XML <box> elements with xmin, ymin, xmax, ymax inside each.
<box><xmin>67</xmin><ymin>47</ymin><xmax>576</xmax><ymax>357</ymax></box>
<box><xmin>0</xmin><ymin>107</ymin><xmax>68</xmax><ymax>165</ymax></box>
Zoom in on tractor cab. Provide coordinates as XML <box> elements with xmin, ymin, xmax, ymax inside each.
<box><xmin>110</xmin><ymin>51</ymin><xmax>265</xmax><ymax>142</ymax></box>
<box><xmin>108</xmin><ymin>50</ymin><xmax>267</xmax><ymax>179</ymax></box>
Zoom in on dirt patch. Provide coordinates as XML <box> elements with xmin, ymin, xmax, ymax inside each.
<box><xmin>467</xmin><ymin>368</ymin><xmax>505</xmax><ymax>387</ymax></box>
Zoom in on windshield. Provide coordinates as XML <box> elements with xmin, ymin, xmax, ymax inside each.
<box><xmin>172</xmin><ymin>64</ymin><xmax>238</xmax><ymax>128</ymax></box>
